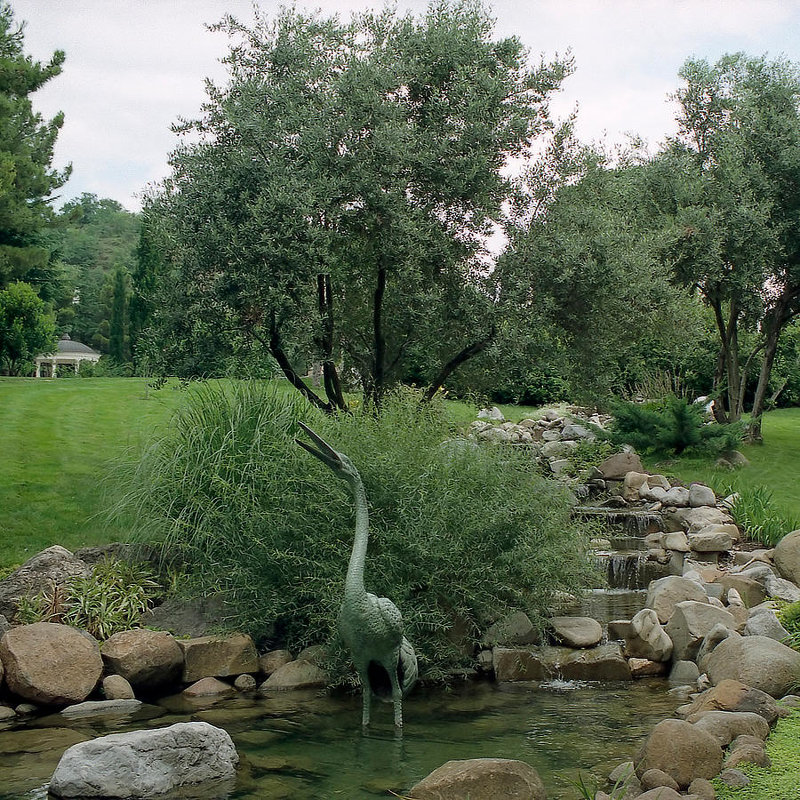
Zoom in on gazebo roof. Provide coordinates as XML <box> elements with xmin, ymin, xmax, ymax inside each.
<box><xmin>54</xmin><ymin>333</ymin><xmax>100</xmax><ymax>356</ymax></box>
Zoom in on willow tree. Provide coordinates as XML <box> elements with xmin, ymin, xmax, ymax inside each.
<box><xmin>142</xmin><ymin>1</ymin><xmax>572</xmax><ymax>409</ymax></box>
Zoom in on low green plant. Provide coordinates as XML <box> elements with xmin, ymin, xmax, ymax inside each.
<box><xmin>776</xmin><ymin>600</ymin><xmax>800</xmax><ymax>652</ymax></box>
<box><xmin>606</xmin><ymin>395</ymin><xmax>742</xmax><ymax>456</ymax></box>
<box><xmin>15</xmin><ymin>557</ymin><xmax>161</xmax><ymax>639</ymax></box>
<box><xmin>567</xmin><ymin>769</ymin><xmax>629</xmax><ymax>800</ymax></box>
<box><xmin>727</xmin><ymin>486</ymin><xmax>800</xmax><ymax>547</ymax></box>
<box><xmin>114</xmin><ymin>382</ymin><xmax>596</xmax><ymax>684</ymax></box>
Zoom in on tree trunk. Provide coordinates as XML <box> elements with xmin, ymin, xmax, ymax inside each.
<box><xmin>316</xmin><ymin>274</ymin><xmax>347</xmax><ymax>412</ymax></box>
<box><xmin>265</xmin><ymin>317</ymin><xmax>334</xmax><ymax>413</ymax></box>
<box><xmin>369</xmin><ymin>265</ymin><xmax>387</xmax><ymax>408</ymax></box>
<box><xmin>422</xmin><ymin>325</ymin><xmax>497</xmax><ymax>402</ymax></box>
<box><xmin>747</xmin><ymin>295</ymin><xmax>793</xmax><ymax>442</ymax></box>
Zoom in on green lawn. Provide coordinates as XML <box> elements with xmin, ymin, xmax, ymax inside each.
<box><xmin>645</xmin><ymin>407</ymin><xmax>800</xmax><ymax>522</ymax></box>
<box><xmin>2</xmin><ymin>378</ymin><xmax>799</xmax><ymax>569</ymax></box>
<box><xmin>0</xmin><ymin>378</ymin><xmax>183</xmax><ymax>567</ymax></box>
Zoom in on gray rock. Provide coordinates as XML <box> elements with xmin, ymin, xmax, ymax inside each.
<box><xmin>689</xmin><ymin>531</ymin><xmax>733</xmax><ymax>552</ymax></box>
<box><xmin>483</xmin><ymin>611</ymin><xmax>540</xmax><ymax>647</ymax></box>
<box><xmin>409</xmin><ymin>758</ymin><xmax>546</xmax><ymax>800</ymax></box>
<box><xmin>764</xmin><ymin>574</ymin><xmax>800</xmax><ymax>602</ymax></box>
<box><xmin>0</xmin><ymin>705</ymin><xmax>16</xmax><ymax>722</ymax></box>
<box><xmin>102</xmin><ymin>675</ymin><xmax>135</xmax><ymax>701</ymax></box>
<box><xmin>688</xmin><ymin>777</ymin><xmax>716</xmax><ymax>800</ymax></box>
<box><xmin>635</xmin><ymin>789</ymin><xmax>682</xmax><ymax>800</ymax></box>
<box><xmin>683</xmin><ymin>678</ymin><xmax>784</xmax><ymax>726</ymax></box>
<box><xmin>60</xmin><ymin>700</ymin><xmax>143</xmax><ymax>718</ymax></box>
<box><xmin>549</xmin><ymin>616</ymin><xmax>602</xmax><ymax>648</ymax></box>
<box><xmin>646</xmin><ymin>576</ymin><xmax>708</xmax><ymax>624</ymax></box>
<box><xmin>177</xmin><ymin>634</ymin><xmax>259</xmax><ymax>683</ymax></box>
<box><xmin>102</xmin><ymin>629</ymin><xmax>183</xmax><ymax>691</ymax></box>
<box><xmin>0</xmin><ymin>622</ymin><xmax>102</xmax><ymax>705</ymax></box>
<box><xmin>140</xmin><ymin>596</ymin><xmax>234</xmax><ymax>638</ymax></box>
<box><xmin>558</xmin><ymin>643</ymin><xmax>632</xmax><ymax>681</ymax></box>
<box><xmin>669</xmin><ymin>660</ymin><xmax>700</xmax><ymax>687</ymax></box>
<box><xmin>667</xmin><ymin>506</ymin><xmax>734</xmax><ymax>534</ymax></box>
<box><xmin>477</xmin><ymin>406</ymin><xmax>505</xmax><ymax>421</ymax></box>
<box><xmin>258</xmin><ymin>649</ymin><xmax>294</xmax><ymax>676</ymax></box>
<box><xmin>598</xmin><ymin>452</ymin><xmax>644</xmax><ymax>480</ymax></box>
<box><xmin>718</xmin><ymin>768</ymin><xmax>750</xmax><ymax>787</ymax></box>
<box><xmin>690</xmin><ymin>710</ymin><xmax>770</xmax><ymax>746</ymax></box>
<box><xmin>718</xmin><ymin>574</ymin><xmax>766</xmax><ymax>607</ymax></box>
<box><xmin>665</xmin><ymin>601</ymin><xmax>737</xmax><ymax>662</ymax></box>
<box><xmin>561</xmin><ymin>423</ymin><xmax>592</xmax><ymax>440</ymax></box>
<box><xmin>689</xmin><ymin>484</ymin><xmax>717</xmax><ymax>508</ymax></box>
<box><xmin>744</xmin><ymin>606</ymin><xmax>790</xmax><ymax>641</ymax></box>
<box><xmin>0</xmin><ymin>546</ymin><xmax>90</xmax><ymax>620</ymax></box>
<box><xmin>183</xmin><ymin>677</ymin><xmax>235</xmax><ymax>698</ymax></box>
<box><xmin>634</xmin><ymin>718</ymin><xmax>723</xmax><ymax>789</ymax></box>
<box><xmin>48</xmin><ymin>721</ymin><xmax>238</xmax><ymax>798</ymax></box>
<box><xmin>663</xmin><ymin>531</ymin><xmax>690</xmax><ymax>552</ymax></box>
<box><xmin>0</xmin><ymin>614</ymin><xmax>10</xmax><ymax>635</ymax></box>
<box><xmin>260</xmin><ymin>659</ymin><xmax>328</xmax><ymax>691</ymax></box>
<box><xmin>640</xmin><ymin>768</ymin><xmax>679</xmax><ymax>792</ymax></box>
<box><xmin>696</xmin><ymin>625</ymin><xmax>740</xmax><ymax>672</ymax></box>
<box><xmin>725</xmin><ymin>734</ymin><xmax>770</xmax><ymax>769</ymax></box>
<box><xmin>234</xmin><ymin>674</ymin><xmax>257</xmax><ymax>691</ymax></box>
<box><xmin>773</xmin><ymin>529</ymin><xmax>800</xmax><ymax>585</ymax></box>
<box><xmin>663</xmin><ymin>486</ymin><xmax>691</xmax><ymax>507</ymax></box>
<box><xmin>706</xmin><ymin>634</ymin><xmax>800</xmax><ymax>697</ymax></box>
<box><xmin>625</xmin><ymin>608</ymin><xmax>673</xmax><ymax>662</ymax></box>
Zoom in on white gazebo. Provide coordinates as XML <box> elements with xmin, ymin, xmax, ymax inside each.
<box><xmin>35</xmin><ymin>333</ymin><xmax>101</xmax><ymax>377</ymax></box>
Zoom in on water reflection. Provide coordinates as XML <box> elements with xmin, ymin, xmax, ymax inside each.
<box><xmin>0</xmin><ymin>679</ymin><xmax>683</xmax><ymax>800</ymax></box>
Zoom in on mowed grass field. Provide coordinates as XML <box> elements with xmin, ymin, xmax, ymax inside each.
<box><xmin>1</xmin><ymin>377</ymin><xmax>799</xmax><ymax>569</ymax></box>
<box><xmin>0</xmin><ymin>378</ymin><xmax>185</xmax><ymax>567</ymax></box>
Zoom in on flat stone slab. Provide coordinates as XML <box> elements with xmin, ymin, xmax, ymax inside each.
<box><xmin>60</xmin><ymin>700</ymin><xmax>142</xmax><ymax>718</ymax></box>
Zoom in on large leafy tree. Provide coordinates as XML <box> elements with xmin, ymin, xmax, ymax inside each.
<box><xmin>499</xmin><ymin>143</ymin><xmax>703</xmax><ymax>399</ymax></box>
<box><xmin>0</xmin><ymin>2</ymin><xmax>69</xmax><ymax>294</ymax></box>
<box><xmin>660</xmin><ymin>54</ymin><xmax>800</xmax><ymax>438</ymax></box>
<box><xmin>142</xmin><ymin>1</ymin><xmax>572</xmax><ymax>409</ymax></box>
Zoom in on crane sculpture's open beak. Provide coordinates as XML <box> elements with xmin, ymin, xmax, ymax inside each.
<box><xmin>295</xmin><ymin>422</ymin><xmax>343</xmax><ymax>471</ymax></box>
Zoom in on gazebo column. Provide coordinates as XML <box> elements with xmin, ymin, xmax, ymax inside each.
<box><xmin>35</xmin><ymin>361</ymin><xmax>41</xmax><ymax>378</ymax></box>
<box><xmin>52</xmin><ymin>358</ymin><xmax>57</xmax><ymax>377</ymax></box>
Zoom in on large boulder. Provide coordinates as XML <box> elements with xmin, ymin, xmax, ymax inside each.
<box><xmin>646</xmin><ymin>576</ymin><xmax>708</xmax><ymax>624</ymax></box>
<box><xmin>683</xmin><ymin>679</ymin><xmax>784</xmax><ymax>726</ymax></box>
<box><xmin>624</xmin><ymin>608</ymin><xmax>673</xmax><ymax>662</ymax></box>
<box><xmin>549</xmin><ymin>616</ymin><xmax>602</xmax><ymax>648</ymax></box>
<box><xmin>744</xmin><ymin>606</ymin><xmax>790</xmax><ymax>641</ymax></box>
<box><xmin>259</xmin><ymin>659</ymin><xmax>328</xmax><ymax>691</ymax></box>
<box><xmin>598</xmin><ymin>452</ymin><xmax>644</xmax><ymax>480</ymax></box>
<box><xmin>177</xmin><ymin>634</ymin><xmax>259</xmax><ymax>683</ymax></box>
<box><xmin>664</xmin><ymin>601</ymin><xmax>737</xmax><ymax>662</ymax></box>
<box><xmin>666</xmin><ymin>507</ymin><xmax>734</xmax><ymax>534</ymax></box>
<box><xmin>689</xmin><ymin>484</ymin><xmax>717</xmax><ymax>508</ymax></box>
<box><xmin>0</xmin><ymin>546</ymin><xmax>90</xmax><ymax>620</ymax></box>
<box><xmin>634</xmin><ymin>719</ymin><xmax>723</xmax><ymax>789</ymax></box>
<box><xmin>408</xmin><ymin>758</ymin><xmax>546</xmax><ymax>800</ymax></box>
<box><xmin>48</xmin><ymin>721</ymin><xmax>238</xmax><ymax>798</ymax></box>
<box><xmin>101</xmin><ymin>629</ymin><xmax>183</xmax><ymax>691</ymax></box>
<box><xmin>493</xmin><ymin>644</ymin><xmax>631</xmax><ymax>682</ymax></box>
<box><xmin>0</xmin><ymin>622</ymin><xmax>102</xmax><ymax>705</ymax></box>
<box><xmin>558</xmin><ymin>644</ymin><xmax>632</xmax><ymax>682</ymax></box>
<box><xmin>690</xmin><ymin>711</ymin><xmax>769</xmax><ymax>746</ymax></box>
<box><xmin>705</xmin><ymin>635</ymin><xmax>800</xmax><ymax>698</ymax></box>
<box><xmin>139</xmin><ymin>596</ymin><xmax>234</xmax><ymax>639</ymax></box>
<box><xmin>773</xmin><ymin>530</ymin><xmax>800</xmax><ymax>585</ymax></box>
<box><xmin>482</xmin><ymin>611</ymin><xmax>540</xmax><ymax>647</ymax></box>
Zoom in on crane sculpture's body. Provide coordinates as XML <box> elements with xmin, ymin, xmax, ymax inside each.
<box><xmin>296</xmin><ymin>422</ymin><xmax>418</xmax><ymax>729</ymax></box>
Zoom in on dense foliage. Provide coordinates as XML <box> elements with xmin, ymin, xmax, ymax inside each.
<box><xmin>139</xmin><ymin>1</ymin><xmax>572</xmax><ymax>409</ymax></box>
<box><xmin>727</xmin><ymin>485</ymin><xmax>800</xmax><ymax>547</ymax></box>
<box><xmin>605</xmin><ymin>396</ymin><xmax>742</xmax><ymax>456</ymax></box>
<box><xmin>116</xmin><ymin>383</ymin><xmax>594</xmax><ymax>682</ymax></box>
<box><xmin>16</xmin><ymin>557</ymin><xmax>161</xmax><ymax>639</ymax></box>
<box><xmin>0</xmin><ymin>280</ymin><xmax>55</xmax><ymax>374</ymax></box>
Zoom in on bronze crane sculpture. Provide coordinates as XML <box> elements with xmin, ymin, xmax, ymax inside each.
<box><xmin>296</xmin><ymin>422</ymin><xmax>418</xmax><ymax>728</ymax></box>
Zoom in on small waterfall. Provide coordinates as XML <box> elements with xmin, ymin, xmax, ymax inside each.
<box><xmin>594</xmin><ymin>551</ymin><xmax>671</xmax><ymax>590</ymax></box>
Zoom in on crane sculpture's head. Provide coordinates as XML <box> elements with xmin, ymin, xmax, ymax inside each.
<box><xmin>296</xmin><ymin>421</ymin><xmax>360</xmax><ymax>484</ymax></box>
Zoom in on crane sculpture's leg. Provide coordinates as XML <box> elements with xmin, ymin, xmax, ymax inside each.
<box><xmin>361</xmin><ymin>687</ymin><xmax>371</xmax><ymax>729</ymax></box>
<box><xmin>390</xmin><ymin>668</ymin><xmax>403</xmax><ymax>728</ymax></box>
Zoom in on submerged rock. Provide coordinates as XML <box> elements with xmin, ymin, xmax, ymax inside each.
<box><xmin>409</xmin><ymin>757</ymin><xmax>546</xmax><ymax>800</ymax></box>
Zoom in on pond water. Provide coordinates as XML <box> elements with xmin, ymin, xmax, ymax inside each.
<box><xmin>0</xmin><ymin>677</ymin><xmax>686</xmax><ymax>800</ymax></box>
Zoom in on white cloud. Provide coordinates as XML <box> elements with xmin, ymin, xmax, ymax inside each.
<box><xmin>12</xmin><ymin>0</ymin><xmax>800</xmax><ymax>211</ymax></box>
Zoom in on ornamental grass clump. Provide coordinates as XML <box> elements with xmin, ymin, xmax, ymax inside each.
<box><xmin>727</xmin><ymin>485</ymin><xmax>800</xmax><ymax>547</ymax></box>
<box><xmin>115</xmin><ymin>381</ymin><xmax>595</xmax><ymax>683</ymax></box>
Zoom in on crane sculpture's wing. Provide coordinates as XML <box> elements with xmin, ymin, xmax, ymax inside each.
<box><xmin>400</xmin><ymin>636</ymin><xmax>418</xmax><ymax>697</ymax></box>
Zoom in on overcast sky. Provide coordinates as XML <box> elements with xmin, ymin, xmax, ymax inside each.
<box><xmin>13</xmin><ymin>0</ymin><xmax>800</xmax><ymax>212</ymax></box>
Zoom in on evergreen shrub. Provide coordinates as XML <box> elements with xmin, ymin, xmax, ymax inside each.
<box><xmin>606</xmin><ymin>395</ymin><xmax>742</xmax><ymax>455</ymax></box>
<box><xmin>115</xmin><ymin>382</ymin><xmax>595</xmax><ymax>683</ymax></box>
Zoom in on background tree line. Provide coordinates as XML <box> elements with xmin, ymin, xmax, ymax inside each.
<box><xmin>3</xmin><ymin>0</ymin><xmax>800</xmax><ymax>436</ymax></box>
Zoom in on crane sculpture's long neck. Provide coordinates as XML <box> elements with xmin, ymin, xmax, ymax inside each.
<box><xmin>344</xmin><ymin>474</ymin><xmax>368</xmax><ymax>600</ymax></box>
